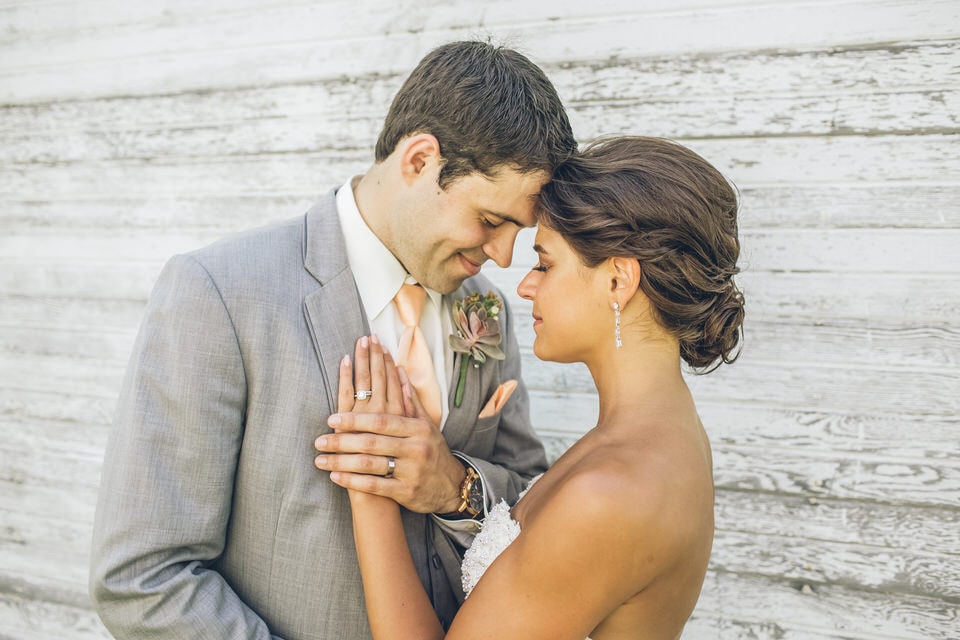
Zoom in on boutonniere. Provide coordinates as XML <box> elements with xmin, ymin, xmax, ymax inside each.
<box><xmin>449</xmin><ymin>291</ymin><xmax>505</xmax><ymax>407</ymax></box>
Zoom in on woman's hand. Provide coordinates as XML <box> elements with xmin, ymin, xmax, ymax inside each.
<box><xmin>335</xmin><ymin>335</ymin><xmax>409</xmax><ymax>418</ymax></box>
<box><xmin>321</xmin><ymin>335</ymin><xmax>406</xmax><ymax>507</ymax></box>
<box><xmin>315</xmin><ymin>335</ymin><xmax>465</xmax><ymax>513</ymax></box>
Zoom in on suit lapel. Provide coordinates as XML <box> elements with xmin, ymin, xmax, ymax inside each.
<box><xmin>304</xmin><ymin>273</ymin><xmax>367</xmax><ymax>407</ymax></box>
<box><xmin>301</xmin><ymin>190</ymin><xmax>368</xmax><ymax>407</ymax></box>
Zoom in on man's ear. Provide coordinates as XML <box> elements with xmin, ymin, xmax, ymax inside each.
<box><xmin>398</xmin><ymin>133</ymin><xmax>442</xmax><ymax>185</ymax></box>
<box><xmin>608</xmin><ymin>256</ymin><xmax>641</xmax><ymax>304</ymax></box>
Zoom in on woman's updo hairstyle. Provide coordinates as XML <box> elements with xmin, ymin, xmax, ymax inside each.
<box><xmin>538</xmin><ymin>136</ymin><xmax>745</xmax><ymax>371</ymax></box>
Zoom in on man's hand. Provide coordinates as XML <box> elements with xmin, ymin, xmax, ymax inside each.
<box><xmin>315</xmin><ymin>335</ymin><xmax>464</xmax><ymax>514</ymax></box>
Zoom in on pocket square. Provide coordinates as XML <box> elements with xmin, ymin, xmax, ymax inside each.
<box><xmin>478</xmin><ymin>379</ymin><xmax>518</xmax><ymax>419</ymax></box>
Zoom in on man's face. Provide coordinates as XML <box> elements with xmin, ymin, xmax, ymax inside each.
<box><xmin>391</xmin><ymin>166</ymin><xmax>549</xmax><ymax>294</ymax></box>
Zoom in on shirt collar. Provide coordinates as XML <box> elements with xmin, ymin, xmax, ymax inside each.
<box><xmin>336</xmin><ymin>178</ymin><xmax>443</xmax><ymax>318</ymax></box>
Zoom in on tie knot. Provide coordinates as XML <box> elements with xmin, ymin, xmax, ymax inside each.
<box><xmin>394</xmin><ymin>283</ymin><xmax>426</xmax><ymax>327</ymax></box>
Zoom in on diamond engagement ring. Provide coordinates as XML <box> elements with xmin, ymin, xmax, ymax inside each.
<box><xmin>354</xmin><ymin>390</ymin><xmax>374</xmax><ymax>400</ymax></box>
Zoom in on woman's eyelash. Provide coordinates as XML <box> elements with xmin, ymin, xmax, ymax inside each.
<box><xmin>532</xmin><ymin>264</ymin><xmax>548</xmax><ymax>272</ymax></box>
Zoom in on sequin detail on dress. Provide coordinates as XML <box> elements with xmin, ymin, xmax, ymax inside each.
<box><xmin>461</xmin><ymin>474</ymin><xmax>541</xmax><ymax>597</ymax></box>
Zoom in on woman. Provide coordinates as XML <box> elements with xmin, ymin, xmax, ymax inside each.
<box><xmin>327</xmin><ymin>136</ymin><xmax>744</xmax><ymax>639</ymax></box>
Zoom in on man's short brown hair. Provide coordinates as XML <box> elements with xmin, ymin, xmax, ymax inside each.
<box><xmin>375</xmin><ymin>40</ymin><xmax>577</xmax><ymax>188</ymax></box>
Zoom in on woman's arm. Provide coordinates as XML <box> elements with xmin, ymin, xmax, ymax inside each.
<box><xmin>332</xmin><ymin>337</ymin><xmax>444</xmax><ymax>640</ymax></box>
<box><xmin>447</xmin><ymin>470</ymin><xmax>655</xmax><ymax>640</ymax></box>
<box><xmin>348</xmin><ymin>490</ymin><xmax>443</xmax><ymax>640</ymax></box>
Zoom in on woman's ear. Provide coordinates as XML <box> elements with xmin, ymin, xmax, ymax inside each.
<box><xmin>608</xmin><ymin>256</ymin><xmax>641</xmax><ymax>304</ymax></box>
<box><xmin>398</xmin><ymin>133</ymin><xmax>442</xmax><ymax>185</ymax></box>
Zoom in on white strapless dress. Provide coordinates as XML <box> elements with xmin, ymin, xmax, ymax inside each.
<box><xmin>460</xmin><ymin>475</ymin><xmax>593</xmax><ymax>640</ymax></box>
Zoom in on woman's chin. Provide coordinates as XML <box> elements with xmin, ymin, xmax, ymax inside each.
<box><xmin>534</xmin><ymin>340</ymin><xmax>583</xmax><ymax>365</ymax></box>
<box><xmin>533</xmin><ymin>341</ymin><xmax>562</xmax><ymax>363</ymax></box>
<box><xmin>532</xmin><ymin>341</ymin><xmax>548</xmax><ymax>361</ymax></box>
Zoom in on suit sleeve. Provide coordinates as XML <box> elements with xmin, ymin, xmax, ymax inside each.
<box><xmin>89</xmin><ymin>255</ymin><xmax>282</xmax><ymax>639</ymax></box>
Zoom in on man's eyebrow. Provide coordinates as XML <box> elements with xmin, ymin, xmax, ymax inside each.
<box><xmin>484</xmin><ymin>210</ymin><xmax>530</xmax><ymax>228</ymax></box>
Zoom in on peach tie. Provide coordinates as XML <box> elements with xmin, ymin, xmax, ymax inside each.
<box><xmin>394</xmin><ymin>283</ymin><xmax>443</xmax><ymax>426</ymax></box>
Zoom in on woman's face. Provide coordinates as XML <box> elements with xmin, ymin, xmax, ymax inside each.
<box><xmin>516</xmin><ymin>225</ymin><xmax>610</xmax><ymax>363</ymax></box>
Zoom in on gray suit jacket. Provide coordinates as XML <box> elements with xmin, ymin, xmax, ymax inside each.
<box><xmin>90</xmin><ymin>190</ymin><xmax>548</xmax><ymax>639</ymax></box>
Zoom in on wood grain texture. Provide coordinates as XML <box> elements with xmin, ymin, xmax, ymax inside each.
<box><xmin>2</xmin><ymin>0</ymin><xmax>957</xmax><ymax>103</ymax></box>
<box><xmin>1</xmin><ymin>1</ymin><xmax>958</xmax><ymax>638</ymax></box>
<box><xmin>691</xmin><ymin>571</ymin><xmax>959</xmax><ymax>639</ymax></box>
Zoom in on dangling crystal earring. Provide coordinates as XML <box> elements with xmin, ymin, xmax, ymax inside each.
<box><xmin>613</xmin><ymin>302</ymin><xmax>622</xmax><ymax>349</ymax></box>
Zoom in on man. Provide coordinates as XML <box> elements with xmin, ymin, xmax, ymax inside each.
<box><xmin>90</xmin><ymin>40</ymin><xmax>577</xmax><ymax>639</ymax></box>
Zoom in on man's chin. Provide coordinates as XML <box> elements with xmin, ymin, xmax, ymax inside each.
<box><xmin>436</xmin><ymin>277</ymin><xmax>467</xmax><ymax>295</ymax></box>
<box><xmin>417</xmin><ymin>272</ymin><xmax>461</xmax><ymax>295</ymax></box>
<box><xmin>431</xmin><ymin>262</ymin><xmax>483</xmax><ymax>293</ymax></box>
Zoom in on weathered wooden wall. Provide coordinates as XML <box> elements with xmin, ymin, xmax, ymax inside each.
<box><xmin>1</xmin><ymin>1</ymin><xmax>958</xmax><ymax>638</ymax></box>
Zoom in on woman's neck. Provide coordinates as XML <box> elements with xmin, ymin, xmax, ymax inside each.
<box><xmin>587</xmin><ymin>336</ymin><xmax>689</xmax><ymax>429</ymax></box>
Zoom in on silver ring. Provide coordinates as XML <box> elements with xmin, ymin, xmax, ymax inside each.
<box><xmin>383</xmin><ymin>457</ymin><xmax>396</xmax><ymax>479</ymax></box>
<box><xmin>354</xmin><ymin>389</ymin><xmax>373</xmax><ymax>400</ymax></box>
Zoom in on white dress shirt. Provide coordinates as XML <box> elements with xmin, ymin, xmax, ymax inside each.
<box><xmin>336</xmin><ymin>179</ymin><xmax>452</xmax><ymax>428</ymax></box>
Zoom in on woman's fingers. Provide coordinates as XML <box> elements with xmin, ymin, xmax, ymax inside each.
<box><xmin>346</xmin><ymin>335</ymin><xmax>405</xmax><ymax>416</ymax></box>
<box><xmin>352</xmin><ymin>337</ymin><xmax>373</xmax><ymax>409</ymax></box>
<box><xmin>337</xmin><ymin>354</ymin><xmax>355</xmax><ymax>414</ymax></box>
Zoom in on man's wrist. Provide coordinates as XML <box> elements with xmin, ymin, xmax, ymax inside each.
<box><xmin>439</xmin><ymin>462</ymin><xmax>483</xmax><ymax>519</ymax></box>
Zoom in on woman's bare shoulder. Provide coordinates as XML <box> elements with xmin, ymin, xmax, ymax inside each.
<box><xmin>531</xmin><ymin>428</ymin><xmax>712</xmax><ymax>550</ymax></box>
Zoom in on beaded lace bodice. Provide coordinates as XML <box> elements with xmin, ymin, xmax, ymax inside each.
<box><xmin>459</xmin><ymin>476</ymin><xmax>532</xmax><ymax>597</ymax></box>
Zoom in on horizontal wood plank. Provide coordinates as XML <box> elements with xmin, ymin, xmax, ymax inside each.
<box><xmin>0</xmin><ymin>479</ymin><xmax>99</xmax><ymax>531</ymax></box>
<box><xmin>3</xmin><ymin>66</ymin><xmax>957</xmax><ymax>164</ymax></box>
<box><xmin>543</xmin><ymin>404</ymin><xmax>960</xmax><ymax>474</ymax></box>
<box><xmin>711</xmin><ymin>529</ymin><xmax>960</xmax><ymax>600</ymax></box>
<box><xmin>16</xmin><ymin>91</ymin><xmax>955</xmax><ymax>166</ymax></box>
<box><xmin>5</xmin><ymin>39</ymin><xmax>959</xmax><ymax>132</ymax></box>
<box><xmin>542</xmin><ymin>428</ymin><xmax>960</xmax><ymax>508</ymax></box>
<box><xmin>3</xmin><ymin>1</ymin><xmax>958</xmax><ymax>104</ymax></box>
<box><xmin>712</xmin><ymin>446</ymin><xmax>960</xmax><ymax>508</ymax></box>
<box><xmin>5</xmin><ymin>260</ymin><xmax>957</xmax><ymax>327</ymax></box>
<box><xmin>5</xmin><ymin>309</ymin><xmax>959</xmax><ymax>370</ymax></box>
<box><xmin>692</xmin><ymin>571</ymin><xmax>958</xmax><ymax>639</ymax></box>
<box><xmin>5</xmin><ymin>136</ymin><xmax>958</xmax><ymax>202</ymax></box>
<box><xmin>495</xmin><ymin>268</ymin><xmax>960</xmax><ymax>325</ymax></box>
<box><xmin>7</xmin><ymin>336</ymin><xmax>958</xmax><ymax>419</ymax></box>
<box><xmin>3</xmin><ymin>185</ymin><xmax>960</xmax><ymax>233</ymax></box>
<box><xmin>0</xmin><ymin>513</ymin><xmax>93</xmax><ymax>589</ymax></box>
<box><xmin>713</xmin><ymin>489</ymin><xmax>960</xmax><ymax>557</ymax></box>
<box><xmin>0</xmin><ymin>582</ymin><xmax>109</xmax><ymax>640</ymax></box>
<box><xmin>0</xmin><ymin>388</ymin><xmax>116</xmax><ymax>428</ymax></box>
<box><xmin>0</xmin><ymin>441</ymin><xmax>102</xmax><ymax>491</ymax></box>
<box><xmin>0</xmin><ymin>0</ymin><xmax>880</xmax><ymax>44</ymax></box>
<box><xmin>5</xmin><ymin>227</ymin><xmax>956</xmax><ymax>275</ymax></box>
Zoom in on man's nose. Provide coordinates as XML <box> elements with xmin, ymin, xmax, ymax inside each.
<box><xmin>484</xmin><ymin>228</ymin><xmax>518</xmax><ymax>268</ymax></box>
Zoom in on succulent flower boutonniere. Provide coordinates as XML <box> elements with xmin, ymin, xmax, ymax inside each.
<box><xmin>449</xmin><ymin>291</ymin><xmax>505</xmax><ymax>407</ymax></box>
